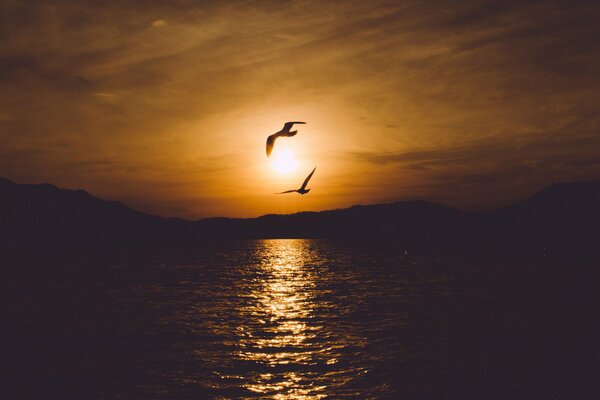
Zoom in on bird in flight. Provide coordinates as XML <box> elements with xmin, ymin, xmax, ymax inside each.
<box><xmin>276</xmin><ymin>167</ymin><xmax>316</xmax><ymax>195</ymax></box>
<box><xmin>266</xmin><ymin>121</ymin><xmax>306</xmax><ymax>157</ymax></box>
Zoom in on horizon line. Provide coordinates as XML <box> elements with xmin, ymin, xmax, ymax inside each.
<box><xmin>3</xmin><ymin>175</ymin><xmax>599</xmax><ymax>222</ymax></box>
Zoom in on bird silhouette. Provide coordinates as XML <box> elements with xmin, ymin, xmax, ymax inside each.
<box><xmin>276</xmin><ymin>167</ymin><xmax>316</xmax><ymax>195</ymax></box>
<box><xmin>266</xmin><ymin>121</ymin><xmax>306</xmax><ymax>157</ymax></box>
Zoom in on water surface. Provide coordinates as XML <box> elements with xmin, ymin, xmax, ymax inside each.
<box><xmin>6</xmin><ymin>239</ymin><xmax>597</xmax><ymax>399</ymax></box>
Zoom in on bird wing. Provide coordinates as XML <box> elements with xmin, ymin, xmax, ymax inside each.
<box><xmin>279</xmin><ymin>130</ymin><xmax>298</xmax><ymax>138</ymax></box>
<box><xmin>283</xmin><ymin>121</ymin><xmax>306</xmax><ymax>131</ymax></box>
<box><xmin>266</xmin><ymin>134</ymin><xmax>277</xmax><ymax>157</ymax></box>
<box><xmin>300</xmin><ymin>167</ymin><xmax>316</xmax><ymax>190</ymax></box>
<box><xmin>276</xmin><ymin>190</ymin><xmax>297</xmax><ymax>194</ymax></box>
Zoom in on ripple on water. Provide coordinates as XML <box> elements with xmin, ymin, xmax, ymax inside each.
<box><xmin>96</xmin><ymin>239</ymin><xmax>469</xmax><ymax>398</ymax></box>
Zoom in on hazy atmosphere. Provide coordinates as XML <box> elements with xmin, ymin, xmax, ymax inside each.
<box><xmin>4</xmin><ymin>3</ymin><xmax>600</xmax><ymax>399</ymax></box>
<box><xmin>1</xmin><ymin>0</ymin><xmax>599</xmax><ymax>218</ymax></box>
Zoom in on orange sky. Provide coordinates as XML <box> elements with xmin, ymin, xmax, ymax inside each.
<box><xmin>1</xmin><ymin>1</ymin><xmax>599</xmax><ymax>218</ymax></box>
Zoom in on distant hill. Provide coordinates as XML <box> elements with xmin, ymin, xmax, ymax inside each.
<box><xmin>490</xmin><ymin>181</ymin><xmax>600</xmax><ymax>254</ymax></box>
<box><xmin>0</xmin><ymin>177</ymin><xmax>189</xmax><ymax>250</ymax></box>
<box><xmin>504</xmin><ymin>181</ymin><xmax>600</xmax><ymax>219</ymax></box>
<box><xmin>1</xmin><ymin>177</ymin><xmax>599</xmax><ymax>256</ymax></box>
<box><xmin>194</xmin><ymin>202</ymin><xmax>467</xmax><ymax>253</ymax></box>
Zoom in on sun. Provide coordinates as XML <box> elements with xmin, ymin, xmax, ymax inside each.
<box><xmin>270</xmin><ymin>147</ymin><xmax>298</xmax><ymax>174</ymax></box>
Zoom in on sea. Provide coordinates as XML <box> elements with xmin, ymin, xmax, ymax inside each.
<box><xmin>3</xmin><ymin>239</ymin><xmax>598</xmax><ymax>399</ymax></box>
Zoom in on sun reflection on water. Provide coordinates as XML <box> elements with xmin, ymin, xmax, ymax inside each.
<box><xmin>200</xmin><ymin>239</ymin><xmax>371</xmax><ymax>398</ymax></box>
<box><xmin>237</xmin><ymin>239</ymin><xmax>331</xmax><ymax>399</ymax></box>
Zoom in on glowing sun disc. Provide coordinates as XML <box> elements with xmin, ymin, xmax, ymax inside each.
<box><xmin>270</xmin><ymin>148</ymin><xmax>298</xmax><ymax>174</ymax></box>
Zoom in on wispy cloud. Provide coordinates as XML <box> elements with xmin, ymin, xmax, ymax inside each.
<box><xmin>1</xmin><ymin>0</ymin><xmax>599</xmax><ymax>217</ymax></box>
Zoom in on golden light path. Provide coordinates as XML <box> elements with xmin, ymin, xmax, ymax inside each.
<box><xmin>231</xmin><ymin>240</ymin><xmax>349</xmax><ymax>399</ymax></box>
<box><xmin>242</xmin><ymin>240</ymin><xmax>324</xmax><ymax>399</ymax></box>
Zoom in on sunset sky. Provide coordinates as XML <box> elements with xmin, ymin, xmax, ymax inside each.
<box><xmin>1</xmin><ymin>1</ymin><xmax>599</xmax><ymax>219</ymax></box>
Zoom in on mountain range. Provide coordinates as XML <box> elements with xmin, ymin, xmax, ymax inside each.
<box><xmin>1</xmin><ymin>177</ymin><xmax>599</xmax><ymax>256</ymax></box>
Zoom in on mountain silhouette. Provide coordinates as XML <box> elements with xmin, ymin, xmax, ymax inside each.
<box><xmin>490</xmin><ymin>181</ymin><xmax>600</xmax><ymax>254</ymax></box>
<box><xmin>0</xmin><ymin>177</ymin><xmax>189</xmax><ymax>252</ymax></box>
<box><xmin>1</xmin><ymin>177</ymin><xmax>599</xmax><ymax>256</ymax></box>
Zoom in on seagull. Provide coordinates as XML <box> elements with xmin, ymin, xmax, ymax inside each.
<box><xmin>266</xmin><ymin>121</ymin><xmax>306</xmax><ymax>157</ymax></box>
<box><xmin>276</xmin><ymin>167</ymin><xmax>316</xmax><ymax>195</ymax></box>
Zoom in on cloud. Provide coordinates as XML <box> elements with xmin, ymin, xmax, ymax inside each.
<box><xmin>0</xmin><ymin>0</ymin><xmax>599</xmax><ymax>217</ymax></box>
